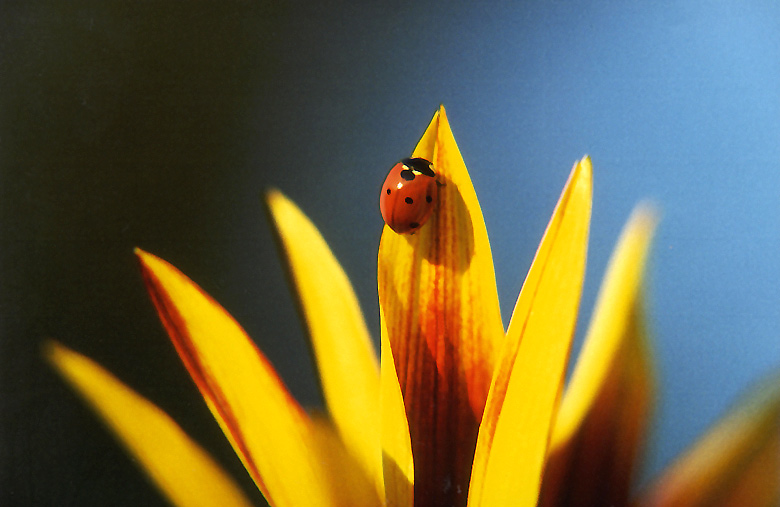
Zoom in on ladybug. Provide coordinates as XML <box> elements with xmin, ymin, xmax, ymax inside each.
<box><xmin>380</xmin><ymin>157</ymin><xmax>438</xmax><ymax>234</ymax></box>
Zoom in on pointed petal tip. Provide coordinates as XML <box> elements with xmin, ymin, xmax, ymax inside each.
<box><xmin>573</xmin><ymin>156</ymin><xmax>658</xmax><ymax>233</ymax></box>
<box><xmin>626</xmin><ymin>201</ymin><xmax>661</xmax><ymax>241</ymax></box>
<box><xmin>134</xmin><ymin>249</ymin><xmax>170</xmax><ymax>285</ymax></box>
<box><xmin>265</xmin><ymin>187</ymin><xmax>283</xmax><ymax>205</ymax></box>
<box><xmin>569</xmin><ymin>156</ymin><xmax>593</xmax><ymax>215</ymax></box>
<box><xmin>44</xmin><ymin>340</ymin><xmax>87</xmax><ymax>386</ymax></box>
<box><xmin>134</xmin><ymin>247</ymin><xmax>159</xmax><ymax>268</ymax></box>
<box><xmin>42</xmin><ymin>339</ymin><xmax>64</xmax><ymax>367</ymax></box>
<box><xmin>266</xmin><ymin>190</ymin><xmax>300</xmax><ymax>222</ymax></box>
<box><xmin>576</xmin><ymin>155</ymin><xmax>593</xmax><ymax>182</ymax></box>
<box><xmin>631</xmin><ymin>201</ymin><xmax>661</xmax><ymax>230</ymax></box>
<box><xmin>43</xmin><ymin>340</ymin><xmax>89</xmax><ymax>376</ymax></box>
<box><xmin>263</xmin><ymin>189</ymin><xmax>293</xmax><ymax>244</ymax></box>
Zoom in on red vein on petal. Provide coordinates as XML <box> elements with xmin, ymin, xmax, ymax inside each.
<box><xmin>139</xmin><ymin>257</ymin><xmax>278</xmax><ymax>502</ymax></box>
<box><xmin>378</xmin><ymin>117</ymin><xmax>497</xmax><ymax>507</ymax></box>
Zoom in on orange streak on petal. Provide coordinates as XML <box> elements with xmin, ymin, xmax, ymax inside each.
<box><xmin>540</xmin><ymin>206</ymin><xmax>658</xmax><ymax>507</ymax></box>
<box><xmin>469</xmin><ymin>157</ymin><xmax>592</xmax><ymax>507</ymax></box>
<box><xmin>541</xmin><ymin>299</ymin><xmax>654</xmax><ymax>507</ymax></box>
<box><xmin>136</xmin><ymin>249</ymin><xmax>379</xmax><ymax>507</ymax></box>
<box><xmin>378</xmin><ymin>106</ymin><xmax>503</xmax><ymax>507</ymax></box>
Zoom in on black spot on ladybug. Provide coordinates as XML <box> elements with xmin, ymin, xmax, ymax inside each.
<box><xmin>400</xmin><ymin>169</ymin><xmax>416</xmax><ymax>181</ymax></box>
<box><xmin>402</xmin><ymin>157</ymin><xmax>435</xmax><ymax>177</ymax></box>
<box><xmin>405</xmin><ymin>197</ymin><xmax>413</xmax><ymax>204</ymax></box>
<box><xmin>386</xmin><ymin>188</ymin><xmax>391</xmax><ymax>195</ymax></box>
<box><xmin>409</xmin><ymin>222</ymin><xmax>420</xmax><ymax>229</ymax></box>
<box><xmin>426</xmin><ymin>195</ymin><xmax>432</xmax><ymax>203</ymax></box>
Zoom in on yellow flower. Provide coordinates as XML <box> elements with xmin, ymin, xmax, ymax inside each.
<box><xmin>46</xmin><ymin>106</ymin><xmax>780</xmax><ymax>507</ymax></box>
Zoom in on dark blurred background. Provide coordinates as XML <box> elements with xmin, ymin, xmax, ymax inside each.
<box><xmin>2</xmin><ymin>2</ymin><xmax>778</xmax><ymax>505</ymax></box>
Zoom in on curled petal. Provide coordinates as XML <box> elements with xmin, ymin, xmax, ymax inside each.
<box><xmin>137</xmin><ymin>249</ymin><xmax>380</xmax><ymax>507</ymax></box>
<box><xmin>266</xmin><ymin>189</ymin><xmax>381</xmax><ymax>491</ymax></box>
<box><xmin>378</xmin><ymin>106</ymin><xmax>504</xmax><ymax>506</ymax></box>
<box><xmin>45</xmin><ymin>341</ymin><xmax>255</xmax><ymax>507</ymax></box>
<box><xmin>638</xmin><ymin>373</ymin><xmax>780</xmax><ymax>507</ymax></box>
<box><xmin>540</xmin><ymin>206</ymin><xmax>658</xmax><ymax>507</ymax></box>
<box><xmin>469</xmin><ymin>157</ymin><xmax>592</xmax><ymax>507</ymax></box>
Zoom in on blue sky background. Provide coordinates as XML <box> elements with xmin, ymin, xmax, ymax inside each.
<box><xmin>3</xmin><ymin>1</ymin><xmax>779</xmax><ymax>505</ymax></box>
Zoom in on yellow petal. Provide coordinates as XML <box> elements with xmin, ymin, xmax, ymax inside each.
<box><xmin>44</xmin><ymin>341</ymin><xmax>255</xmax><ymax>507</ymax></box>
<box><xmin>539</xmin><ymin>206</ymin><xmax>658</xmax><ymax>507</ymax></box>
<box><xmin>714</xmin><ymin>432</ymin><xmax>779</xmax><ymax>507</ymax></box>
<box><xmin>551</xmin><ymin>205</ymin><xmax>658</xmax><ymax>447</ymax></box>
<box><xmin>305</xmin><ymin>414</ymin><xmax>386</xmax><ymax>506</ymax></box>
<box><xmin>638</xmin><ymin>373</ymin><xmax>780</xmax><ymax>507</ymax></box>
<box><xmin>469</xmin><ymin>156</ymin><xmax>592</xmax><ymax>507</ymax></box>
<box><xmin>136</xmin><ymin>249</ymin><xmax>380</xmax><ymax>507</ymax></box>
<box><xmin>542</xmin><ymin>299</ymin><xmax>654</xmax><ymax>507</ymax></box>
<box><xmin>266</xmin><ymin>189</ymin><xmax>381</xmax><ymax>491</ymax></box>
<box><xmin>381</xmin><ymin>315</ymin><xmax>414</xmax><ymax>507</ymax></box>
<box><xmin>377</xmin><ymin>106</ymin><xmax>504</xmax><ymax>506</ymax></box>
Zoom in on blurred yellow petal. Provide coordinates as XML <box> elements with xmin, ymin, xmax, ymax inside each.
<box><xmin>469</xmin><ymin>157</ymin><xmax>592</xmax><ymax>507</ymax></box>
<box><xmin>543</xmin><ymin>299</ymin><xmax>654</xmax><ymax>507</ymax></box>
<box><xmin>638</xmin><ymin>373</ymin><xmax>780</xmax><ymax>507</ymax></box>
<box><xmin>539</xmin><ymin>206</ymin><xmax>658</xmax><ymax>507</ymax></box>
<box><xmin>715</xmin><ymin>432</ymin><xmax>779</xmax><ymax>507</ymax></box>
<box><xmin>552</xmin><ymin>205</ymin><xmax>658</xmax><ymax>447</ymax></box>
<box><xmin>45</xmin><ymin>341</ymin><xmax>255</xmax><ymax>507</ymax></box>
<box><xmin>378</xmin><ymin>106</ymin><xmax>504</xmax><ymax>506</ymax></box>
<box><xmin>137</xmin><ymin>249</ymin><xmax>380</xmax><ymax>507</ymax></box>
<box><xmin>380</xmin><ymin>316</ymin><xmax>414</xmax><ymax>507</ymax></box>
<box><xmin>266</xmin><ymin>189</ymin><xmax>381</xmax><ymax>491</ymax></box>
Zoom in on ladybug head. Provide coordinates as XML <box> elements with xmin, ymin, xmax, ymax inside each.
<box><xmin>402</xmin><ymin>157</ymin><xmax>435</xmax><ymax>177</ymax></box>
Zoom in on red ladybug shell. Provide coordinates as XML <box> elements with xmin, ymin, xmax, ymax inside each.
<box><xmin>380</xmin><ymin>157</ymin><xmax>438</xmax><ymax>234</ymax></box>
